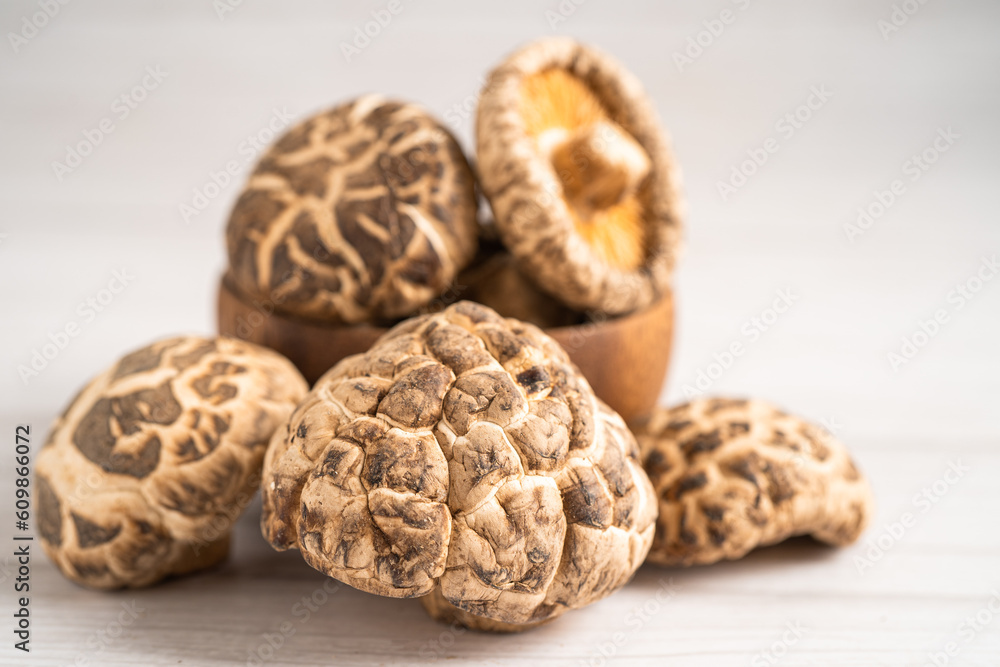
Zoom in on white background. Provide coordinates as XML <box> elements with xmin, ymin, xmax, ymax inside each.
<box><xmin>1</xmin><ymin>1</ymin><xmax>998</xmax><ymax>665</ymax></box>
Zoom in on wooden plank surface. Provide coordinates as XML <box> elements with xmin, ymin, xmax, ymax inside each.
<box><xmin>1</xmin><ymin>1</ymin><xmax>999</xmax><ymax>665</ymax></box>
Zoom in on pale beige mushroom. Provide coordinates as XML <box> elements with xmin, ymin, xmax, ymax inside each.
<box><xmin>635</xmin><ymin>398</ymin><xmax>873</xmax><ymax>566</ymax></box>
<box><xmin>261</xmin><ymin>301</ymin><xmax>657</xmax><ymax>630</ymax></box>
<box><xmin>226</xmin><ymin>95</ymin><xmax>479</xmax><ymax>325</ymax></box>
<box><xmin>36</xmin><ymin>336</ymin><xmax>308</xmax><ymax>589</ymax></box>
<box><xmin>476</xmin><ymin>37</ymin><xmax>684</xmax><ymax>315</ymax></box>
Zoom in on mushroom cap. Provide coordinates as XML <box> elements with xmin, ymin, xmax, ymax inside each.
<box><xmin>261</xmin><ymin>301</ymin><xmax>656</xmax><ymax>625</ymax></box>
<box><xmin>226</xmin><ymin>95</ymin><xmax>479</xmax><ymax>325</ymax></box>
<box><xmin>35</xmin><ymin>336</ymin><xmax>308</xmax><ymax>589</ymax></box>
<box><xmin>635</xmin><ymin>398</ymin><xmax>873</xmax><ymax>566</ymax></box>
<box><xmin>476</xmin><ymin>37</ymin><xmax>683</xmax><ymax>315</ymax></box>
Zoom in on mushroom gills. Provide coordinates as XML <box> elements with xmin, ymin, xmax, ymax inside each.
<box><xmin>520</xmin><ymin>68</ymin><xmax>650</xmax><ymax>271</ymax></box>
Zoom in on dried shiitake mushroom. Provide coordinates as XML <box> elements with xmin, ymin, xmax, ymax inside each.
<box><xmin>36</xmin><ymin>336</ymin><xmax>308</xmax><ymax>589</ymax></box>
<box><xmin>635</xmin><ymin>398</ymin><xmax>873</xmax><ymax>566</ymax></box>
<box><xmin>261</xmin><ymin>301</ymin><xmax>657</xmax><ymax>629</ymax></box>
<box><xmin>226</xmin><ymin>95</ymin><xmax>479</xmax><ymax>325</ymax></box>
<box><xmin>477</xmin><ymin>37</ymin><xmax>683</xmax><ymax>315</ymax></box>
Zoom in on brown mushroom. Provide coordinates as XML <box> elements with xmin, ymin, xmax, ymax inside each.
<box><xmin>476</xmin><ymin>37</ymin><xmax>683</xmax><ymax>315</ymax></box>
<box><xmin>226</xmin><ymin>95</ymin><xmax>479</xmax><ymax>325</ymax></box>
<box><xmin>261</xmin><ymin>301</ymin><xmax>657</xmax><ymax>629</ymax></box>
<box><xmin>635</xmin><ymin>398</ymin><xmax>873</xmax><ymax>566</ymax></box>
<box><xmin>35</xmin><ymin>336</ymin><xmax>308</xmax><ymax>589</ymax></box>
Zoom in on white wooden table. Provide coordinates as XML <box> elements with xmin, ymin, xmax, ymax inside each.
<box><xmin>1</xmin><ymin>1</ymin><xmax>998</xmax><ymax>665</ymax></box>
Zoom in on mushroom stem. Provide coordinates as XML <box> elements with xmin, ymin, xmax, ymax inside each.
<box><xmin>547</xmin><ymin>120</ymin><xmax>651</xmax><ymax>214</ymax></box>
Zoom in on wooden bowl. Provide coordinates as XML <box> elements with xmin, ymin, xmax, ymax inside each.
<box><xmin>216</xmin><ymin>274</ymin><xmax>672</xmax><ymax>424</ymax></box>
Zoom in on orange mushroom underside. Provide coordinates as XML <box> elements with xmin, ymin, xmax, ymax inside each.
<box><xmin>519</xmin><ymin>68</ymin><xmax>650</xmax><ymax>271</ymax></box>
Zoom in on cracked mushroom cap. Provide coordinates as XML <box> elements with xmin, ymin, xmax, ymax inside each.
<box><xmin>261</xmin><ymin>301</ymin><xmax>657</xmax><ymax>628</ymax></box>
<box><xmin>35</xmin><ymin>336</ymin><xmax>308</xmax><ymax>589</ymax></box>
<box><xmin>635</xmin><ymin>398</ymin><xmax>873</xmax><ymax>566</ymax></box>
<box><xmin>476</xmin><ymin>37</ymin><xmax>683</xmax><ymax>315</ymax></box>
<box><xmin>226</xmin><ymin>95</ymin><xmax>479</xmax><ymax>325</ymax></box>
